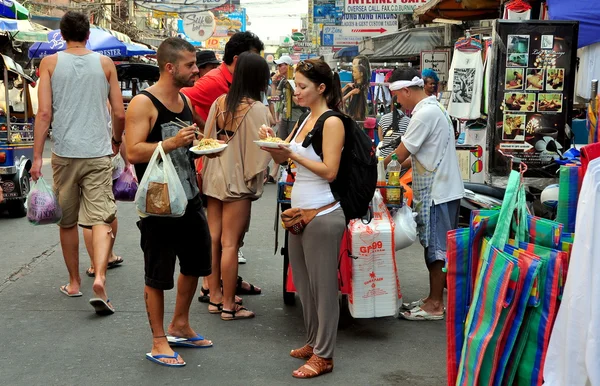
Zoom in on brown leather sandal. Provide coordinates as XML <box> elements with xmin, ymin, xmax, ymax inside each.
<box><xmin>290</xmin><ymin>344</ymin><xmax>314</xmax><ymax>359</ymax></box>
<box><xmin>292</xmin><ymin>354</ymin><xmax>334</xmax><ymax>379</ymax></box>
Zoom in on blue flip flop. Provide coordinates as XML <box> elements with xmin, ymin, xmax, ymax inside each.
<box><xmin>167</xmin><ymin>334</ymin><xmax>213</xmax><ymax>348</ymax></box>
<box><xmin>145</xmin><ymin>352</ymin><xmax>186</xmax><ymax>367</ymax></box>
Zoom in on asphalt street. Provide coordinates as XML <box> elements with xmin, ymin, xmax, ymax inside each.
<box><xmin>0</xmin><ymin>139</ymin><xmax>446</xmax><ymax>386</ymax></box>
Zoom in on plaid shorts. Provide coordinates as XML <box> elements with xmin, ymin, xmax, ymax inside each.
<box><xmin>424</xmin><ymin>199</ymin><xmax>461</xmax><ymax>265</ymax></box>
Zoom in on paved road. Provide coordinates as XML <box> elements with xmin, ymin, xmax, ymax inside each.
<box><xmin>0</xmin><ymin>140</ymin><xmax>446</xmax><ymax>385</ymax></box>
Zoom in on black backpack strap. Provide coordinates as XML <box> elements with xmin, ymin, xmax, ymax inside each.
<box><xmin>302</xmin><ymin>111</ymin><xmax>345</xmax><ymax>157</ymax></box>
<box><xmin>289</xmin><ymin>111</ymin><xmax>310</xmax><ymax>141</ymax></box>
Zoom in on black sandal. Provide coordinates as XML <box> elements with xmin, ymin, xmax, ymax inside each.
<box><xmin>236</xmin><ymin>276</ymin><xmax>262</xmax><ymax>295</ymax></box>
<box><xmin>221</xmin><ymin>305</ymin><xmax>255</xmax><ymax>321</ymax></box>
<box><xmin>208</xmin><ymin>301</ymin><xmax>223</xmax><ymax>314</ymax></box>
<box><xmin>198</xmin><ymin>287</ymin><xmax>210</xmax><ymax>303</ymax></box>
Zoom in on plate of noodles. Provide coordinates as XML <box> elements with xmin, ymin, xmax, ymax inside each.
<box><xmin>190</xmin><ymin>138</ymin><xmax>228</xmax><ymax>155</ymax></box>
<box><xmin>254</xmin><ymin>137</ymin><xmax>291</xmax><ymax>149</ymax></box>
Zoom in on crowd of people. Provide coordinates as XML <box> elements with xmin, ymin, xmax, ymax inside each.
<box><xmin>29</xmin><ymin>10</ymin><xmax>463</xmax><ymax>378</ymax></box>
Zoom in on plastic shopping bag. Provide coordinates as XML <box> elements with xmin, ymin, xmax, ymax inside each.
<box><xmin>113</xmin><ymin>165</ymin><xmax>138</xmax><ymax>202</ymax></box>
<box><xmin>135</xmin><ymin>142</ymin><xmax>187</xmax><ymax>217</ymax></box>
<box><xmin>27</xmin><ymin>177</ymin><xmax>62</xmax><ymax>225</ymax></box>
<box><xmin>111</xmin><ymin>153</ymin><xmax>125</xmax><ymax>180</ymax></box>
<box><xmin>392</xmin><ymin>203</ymin><xmax>417</xmax><ymax>250</ymax></box>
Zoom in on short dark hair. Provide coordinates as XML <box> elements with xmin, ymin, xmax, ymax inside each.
<box><xmin>223</xmin><ymin>31</ymin><xmax>264</xmax><ymax>65</ymax></box>
<box><xmin>157</xmin><ymin>38</ymin><xmax>196</xmax><ymax>72</ymax></box>
<box><xmin>60</xmin><ymin>11</ymin><xmax>90</xmax><ymax>43</ymax></box>
<box><xmin>388</xmin><ymin>67</ymin><xmax>423</xmax><ymax>89</ymax></box>
<box><xmin>225</xmin><ymin>52</ymin><xmax>269</xmax><ymax>115</ymax></box>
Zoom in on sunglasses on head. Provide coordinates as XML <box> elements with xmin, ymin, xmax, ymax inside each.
<box><xmin>297</xmin><ymin>61</ymin><xmax>314</xmax><ymax>71</ymax></box>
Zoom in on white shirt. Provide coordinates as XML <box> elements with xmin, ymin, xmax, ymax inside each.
<box><xmin>447</xmin><ymin>50</ymin><xmax>484</xmax><ymax>120</ymax></box>
<box><xmin>402</xmin><ymin>96</ymin><xmax>464</xmax><ymax>205</ymax></box>
<box><xmin>290</xmin><ymin>114</ymin><xmax>341</xmax><ymax>216</ymax></box>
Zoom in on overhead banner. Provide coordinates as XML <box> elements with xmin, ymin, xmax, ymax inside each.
<box><xmin>344</xmin><ymin>0</ymin><xmax>433</xmax><ymax>14</ymax></box>
<box><xmin>321</xmin><ymin>24</ymin><xmax>390</xmax><ymax>46</ymax></box>
<box><xmin>182</xmin><ymin>12</ymin><xmax>216</xmax><ymax>42</ymax></box>
<box><xmin>213</xmin><ymin>9</ymin><xmax>246</xmax><ymax>37</ymax></box>
<box><xmin>341</xmin><ymin>13</ymin><xmax>397</xmax><ymax>28</ymax></box>
<box><xmin>420</xmin><ymin>49</ymin><xmax>450</xmax><ymax>85</ymax></box>
<box><xmin>135</xmin><ymin>0</ymin><xmax>228</xmax><ymax>13</ymax></box>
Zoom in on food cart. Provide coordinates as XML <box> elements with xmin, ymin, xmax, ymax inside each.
<box><xmin>0</xmin><ymin>54</ymin><xmax>34</xmax><ymax>217</ymax></box>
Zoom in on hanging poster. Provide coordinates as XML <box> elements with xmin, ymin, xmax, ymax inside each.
<box><xmin>420</xmin><ymin>49</ymin><xmax>450</xmax><ymax>86</ymax></box>
<box><xmin>488</xmin><ymin>20</ymin><xmax>579</xmax><ymax>177</ymax></box>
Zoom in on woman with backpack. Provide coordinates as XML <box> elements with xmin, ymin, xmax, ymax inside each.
<box><xmin>258</xmin><ymin>58</ymin><xmax>346</xmax><ymax>379</ymax></box>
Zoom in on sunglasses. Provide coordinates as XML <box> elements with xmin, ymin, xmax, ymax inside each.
<box><xmin>297</xmin><ymin>61</ymin><xmax>314</xmax><ymax>71</ymax></box>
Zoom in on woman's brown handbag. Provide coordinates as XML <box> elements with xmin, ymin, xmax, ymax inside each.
<box><xmin>281</xmin><ymin>202</ymin><xmax>337</xmax><ymax>235</ymax></box>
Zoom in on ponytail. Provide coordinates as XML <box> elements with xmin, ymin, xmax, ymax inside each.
<box><xmin>327</xmin><ymin>72</ymin><xmax>343</xmax><ymax>112</ymax></box>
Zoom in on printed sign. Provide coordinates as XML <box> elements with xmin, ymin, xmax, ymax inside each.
<box><xmin>182</xmin><ymin>12</ymin><xmax>216</xmax><ymax>42</ymax></box>
<box><xmin>314</xmin><ymin>0</ymin><xmax>343</xmax><ymax>24</ymax></box>
<box><xmin>321</xmin><ymin>24</ymin><xmax>390</xmax><ymax>46</ymax></box>
<box><xmin>341</xmin><ymin>13</ymin><xmax>397</xmax><ymax>28</ymax></box>
<box><xmin>135</xmin><ymin>0</ymin><xmax>228</xmax><ymax>13</ymax></box>
<box><xmin>420</xmin><ymin>50</ymin><xmax>450</xmax><ymax>85</ymax></box>
<box><xmin>212</xmin><ymin>10</ymin><xmax>246</xmax><ymax>37</ymax></box>
<box><xmin>344</xmin><ymin>0</ymin><xmax>433</xmax><ymax>14</ymax></box>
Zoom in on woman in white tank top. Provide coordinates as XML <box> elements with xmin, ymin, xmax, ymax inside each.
<box><xmin>259</xmin><ymin>59</ymin><xmax>346</xmax><ymax>379</ymax></box>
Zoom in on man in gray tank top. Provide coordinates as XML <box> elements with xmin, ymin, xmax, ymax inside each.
<box><xmin>31</xmin><ymin>11</ymin><xmax>125</xmax><ymax>315</ymax></box>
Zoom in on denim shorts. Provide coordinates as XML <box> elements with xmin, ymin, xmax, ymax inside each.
<box><xmin>424</xmin><ymin>199</ymin><xmax>461</xmax><ymax>265</ymax></box>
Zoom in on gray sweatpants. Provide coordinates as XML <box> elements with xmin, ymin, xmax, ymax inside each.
<box><xmin>288</xmin><ymin>207</ymin><xmax>346</xmax><ymax>359</ymax></box>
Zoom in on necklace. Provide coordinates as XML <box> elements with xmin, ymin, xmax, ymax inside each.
<box><xmin>66</xmin><ymin>45</ymin><xmax>85</xmax><ymax>49</ymax></box>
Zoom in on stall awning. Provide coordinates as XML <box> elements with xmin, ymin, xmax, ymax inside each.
<box><xmin>0</xmin><ymin>17</ymin><xmax>50</xmax><ymax>42</ymax></box>
<box><xmin>548</xmin><ymin>0</ymin><xmax>600</xmax><ymax>48</ymax></box>
<box><xmin>0</xmin><ymin>0</ymin><xmax>28</xmax><ymax>20</ymax></box>
<box><xmin>368</xmin><ymin>27</ymin><xmax>444</xmax><ymax>61</ymax></box>
<box><xmin>414</xmin><ymin>0</ymin><xmax>501</xmax><ymax>24</ymax></box>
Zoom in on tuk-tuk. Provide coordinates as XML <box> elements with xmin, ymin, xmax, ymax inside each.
<box><xmin>0</xmin><ymin>54</ymin><xmax>34</xmax><ymax>217</ymax></box>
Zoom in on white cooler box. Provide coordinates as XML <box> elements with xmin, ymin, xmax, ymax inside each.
<box><xmin>347</xmin><ymin>194</ymin><xmax>402</xmax><ymax>318</ymax></box>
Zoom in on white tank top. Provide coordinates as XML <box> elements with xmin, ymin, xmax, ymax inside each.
<box><xmin>290</xmin><ymin>113</ymin><xmax>341</xmax><ymax>216</ymax></box>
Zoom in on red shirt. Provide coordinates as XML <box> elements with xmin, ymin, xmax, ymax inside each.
<box><xmin>182</xmin><ymin>62</ymin><xmax>233</xmax><ymax>121</ymax></box>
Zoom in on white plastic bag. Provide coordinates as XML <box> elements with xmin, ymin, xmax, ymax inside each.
<box><xmin>135</xmin><ymin>142</ymin><xmax>188</xmax><ymax>217</ymax></box>
<box><xmin>392</xmin><ymin>203</ymin><xmax>417</xmax><ymax>251</ymax></box>
<box><xmin>27</xmin><ymin>177</ymin><xmax>62</xmax><ymax>225</ymax></box>
<box><xmin>111</xmin><ymin>153</ymin><xmax>125</xmax><ymax>180</ymax></box>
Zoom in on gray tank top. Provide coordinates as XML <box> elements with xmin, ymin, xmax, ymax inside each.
<box><xmin>51</xmin><ymin>51</ymin><xmax>111</xmax><ymax>158</ymax></box>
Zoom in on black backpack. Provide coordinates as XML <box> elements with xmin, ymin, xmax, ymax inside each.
<box><xmin>295</xmin><ymin>111</ymin><xmax>377</xmax><ymax>222</ymax></box>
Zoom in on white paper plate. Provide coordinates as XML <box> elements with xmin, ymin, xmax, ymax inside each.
<box><xmin>189</xmin><ymin>144</ymin><xmax>228</xmax><ymax>155</ymax></box>
<box><xmin>254</xmin><ymin>140</ymin><xmax>291</xmax><ymax>148</ymax></box>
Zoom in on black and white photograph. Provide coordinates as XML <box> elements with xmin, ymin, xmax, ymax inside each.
<box><xmin>541</xmin><ymin>34</ymin><xmax>554</xmax><ymax>50</ymax></box>
<box><xmin>507</xmin><ymin>34</ymin><xmax>530</xmax><ymax>54</ymax></box>
<box><xmin>502</xmin><ymin>114</ymin><xmax>526</xmax><ymax>141</ymax></box>
<box><xmin>451</xmin><ymin>68</ymin><xmax>475</xmax><ymax>103</ymax></box>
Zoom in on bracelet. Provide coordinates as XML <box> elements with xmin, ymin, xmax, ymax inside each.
<box><xmin>112</xmin><ymin>137</ymin><xmax>122</xmax><ymax>146</ymax></box>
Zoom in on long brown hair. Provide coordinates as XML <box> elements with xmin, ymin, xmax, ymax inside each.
<box><xmin>295</xmin><ymin>59</ymin><xmax>343</xmax><ymax>112</ymax></box>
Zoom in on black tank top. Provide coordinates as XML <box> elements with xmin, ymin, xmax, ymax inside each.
<box><xmin>134</xmin><ymin>91</ymin><xmax>199</xmax><ymax>200</ymax></box>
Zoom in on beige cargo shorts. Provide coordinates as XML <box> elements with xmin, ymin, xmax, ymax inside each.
<box><xmin>51</xmin><ymin>154</ymin><xmax>117</xmax><ymax>228</ymax></box>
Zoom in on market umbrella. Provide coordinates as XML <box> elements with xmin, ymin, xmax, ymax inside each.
<box><xmin>0</xmin><ymin>0</ymin><xmax>28</xmax><ymax>20</ymax></box>
<box><xmin>28</xmin><ymin>28</ymin><xmax>128</xmax><ymax>59</ymax></box>
<box><xmin>124</xmin><ymin>42</ymin><xmax>155</xmax><ymax>56</ymax></box>
<box><xmin>0</xmin><ymin>17</ymin><xmax>49</xmax><ymax>42</ymax></box>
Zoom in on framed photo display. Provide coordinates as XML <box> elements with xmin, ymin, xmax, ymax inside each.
<box><xmin>488</xmin><ymin>20</ymin><xmax>579</xmax><ymax>176</ymax></box>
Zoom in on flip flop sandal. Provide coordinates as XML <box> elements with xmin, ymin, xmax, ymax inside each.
<box><xmin>208</xmin><ymin>301</ymin><xmax>223</xmax><ymax>314</ymax></box>
<box><xmin>108</xmin><ymin>256</ymin><xmax>124</xmax><ymax>269</ymax></box>
<box><xmin>167</xmin><ymin>334</ymin><xmax>213</xmax><ymax>348</ymax></box>
<box><xmin>221</xmin><ymin>306</ymin><xmax>255</xmax><ymax>321</ymax></box>
<box><xmin>236</xmin><ymin>276</ymin><xmax>261</xmax><ymax>295</ymax></box>
<box><xmin>292</xmin><ymin>355</ymin><xmax>334</xmax><ymax>379</ymax></box>
<box><xmin>89</xmin><ymin>298</ymin><xmax>115</xmax><ymax>315</ymax></box>
<box><xmin>86</xmin><ymin>268</ymin><xmax>95</xmax><ymax>278</ymax></box>
<box><xmin>59</xmin><ymin>284</ymin><xmax>82</xmax><ymax>297</ymax></box>
<box><xmin>145</xmin><ymin>352</ymin><xmax>185</xmax><ymax>367</ymax></box>
<box><xmin>399</xmin><ymin>306</ymin><xmax>444</xmax><ymax>321</ymax></box>
<box><xmin>197</xmin><ymin>287</ymin><xmax>210</xmax><ymax>303</ymax></box>
<box><xmin>401</xmin><ymin>298</ymin><xmax>425</xmax><ymax>310</ymax></box>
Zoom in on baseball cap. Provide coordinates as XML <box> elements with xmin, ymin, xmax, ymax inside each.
<box><xmin>274</xmin><ymin>55</ymin><xmax>293</xmax><ymax>66</ymax></box>
<box><xmin>196</xmin><ymin>50</ymin><xmax>221</xmax><ymax>67</ymax></box>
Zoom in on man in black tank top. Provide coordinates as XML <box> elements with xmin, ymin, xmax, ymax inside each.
<box><xmin>125</xmin><ymin>38</ymin><xmax>222</xmax><ymax>367</ymax></box>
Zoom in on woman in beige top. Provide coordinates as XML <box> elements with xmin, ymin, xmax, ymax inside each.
<box><xmin>202</xmin><ymin>52</ymin><xmax>271</xmax><ymax>320</ymax></box>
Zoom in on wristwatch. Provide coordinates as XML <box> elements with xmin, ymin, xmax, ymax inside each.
<box><xmin>112</xmin><ymin>137</ymin><xmax>122</xmax><ymax>146</ymax></box>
